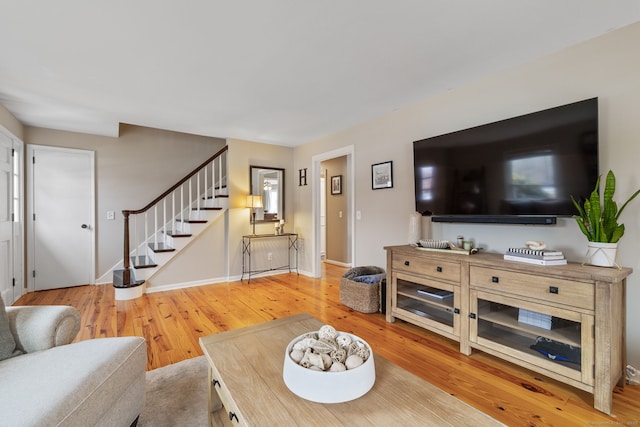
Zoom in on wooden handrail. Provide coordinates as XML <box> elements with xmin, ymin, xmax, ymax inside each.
<box><xmin>123</xmin><ymin>145</ymin><xmax>228</xmax><ymax>216</ymax></box>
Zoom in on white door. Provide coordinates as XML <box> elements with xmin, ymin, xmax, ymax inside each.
<box><xmin>0</xmin><ymin>132</ymin><xmax>23</xmax><ymax>303</ymax></box>
<box><xmin>320</xmin><ymin>175</ymin><xmax>326</xmax><ymax>259</ymax></box>
<box><xmin>28</xmin><ymin>146</ymin><xmax>94</xmax><ymax>290</ymax></box>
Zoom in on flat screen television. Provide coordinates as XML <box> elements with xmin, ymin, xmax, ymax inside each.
<box><xmin>413</xmin><ymin>98</ymin><xmax>598</xmax><ymax>225</ymax></box>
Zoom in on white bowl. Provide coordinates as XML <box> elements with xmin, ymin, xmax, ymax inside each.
<box><xmin>419</xmin><ymin>239</ymin><xmax>450</xmax><ymax>249</ymax></box>
<box><xmin>282</xmin><ymin>332</ymin><xmax>376</xmax><ymax>403</ymax></box>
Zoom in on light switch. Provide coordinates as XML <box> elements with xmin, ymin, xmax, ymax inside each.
<box><xmin>339</xmin><ymin>211</ymin><xmax>343</xmax><ymax>218</ymax></box>
<box><xmin>356</xmin><ymin>210</ymin><xmax>362</xmax><ymax>220</ymax></box>
<box><xmin>107</xmin><ymin>211</ymin><xmax>115</xmax><ymax>220</ymax></box>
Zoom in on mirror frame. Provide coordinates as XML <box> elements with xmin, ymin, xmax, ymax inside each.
<box><xmin>249</xmin><ymin>165</ymin><xmax>285</xmax><ymax>223</ymax></box>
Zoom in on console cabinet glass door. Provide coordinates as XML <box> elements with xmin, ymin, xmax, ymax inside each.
<box><xmin>392</xmin><ymin>272</ymin><xmax>460</xmax><ymax>340</ymax></box>
<box><xmin>469</xmin><ymin>290</ymin><xmax>594</xmax><ymax>386</ymax></box>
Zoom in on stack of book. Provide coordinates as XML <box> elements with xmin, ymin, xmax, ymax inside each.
<box><xmin>503</xmin><ymin>247</ymin><xmax>567</xmax><ymax>266</ymax></box>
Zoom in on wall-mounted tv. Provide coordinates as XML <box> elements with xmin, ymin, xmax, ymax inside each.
<box><xmin>413</xmin><ymin>98</ymin><xmax>598</xmax><ymax>225</ymax></box>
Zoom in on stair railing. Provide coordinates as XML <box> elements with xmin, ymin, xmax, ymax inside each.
<box><xmin>115</xmin><ymin>145</ymin><xmax>228</xmax><ymax>288</ymax></box>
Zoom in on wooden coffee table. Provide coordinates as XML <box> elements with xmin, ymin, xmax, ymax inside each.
<box><xmin>199</xmin><ymin>313</ymin><xmax>503</xmax><ymax>426</ymax></box>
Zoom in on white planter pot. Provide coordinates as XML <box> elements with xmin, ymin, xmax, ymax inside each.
<box><xmin>585</xmin><ymin>242</ymin><xmax>618</xmax><ymax>267</ymax></box>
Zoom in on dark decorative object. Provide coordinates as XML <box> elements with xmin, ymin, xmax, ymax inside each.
<box><xmin>331</xmin><ymin>175</ymin><xmax>342</xmax><ymax>195</ymax></box>
<box><xmin>298</xmin><ymin>168</ymin><xmax>307</xmax><ymax>186</ymax></box>
<box><xmin>372</xmin><ymin>161</ymin><xmax>393</xmax><ymax>190</ymax></box>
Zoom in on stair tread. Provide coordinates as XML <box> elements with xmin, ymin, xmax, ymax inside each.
<box><xmin>131</xmin><ymin>255</ymin><xmax>157</xmax><ymax>269</ymax></box>
<box><xmin>148</xmin><ymin>242</ymin><xmax>175</xmax><ymax>252</ymax></box>
<box><xmin>164</xmin><ymin>230</ymin><xmax>193</xmax><ymax>237</ymax></box>
<box><xmin>176</xmin><ymin>219</ymin><xmax>208</xmax><ymax>224</ymax></box>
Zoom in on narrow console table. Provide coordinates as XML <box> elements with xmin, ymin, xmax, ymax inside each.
<box><xmin>385</xmin><ymin>245</ymin><xmax>632</xmax><ymax>415</ymax></box>
<box><xmin>241</xmin><ymin>233</ymin><xmax>299</xmax><ymax>282</ymax></box>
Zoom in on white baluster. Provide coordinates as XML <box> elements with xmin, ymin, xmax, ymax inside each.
<box><xmin>196</xmin><ymin>171</ymin><xmax>201</xmax><ymax>214</ymax></box>
<box><xmin>204</xmin><ymin>166</ymin><xmax>208</xmax><ymax>206</ymax></box>
<box><xmin>180</xmin><ymin>185</ymin><xmax>184</xmax><ymax>228</ymax></box>
<box><xmin>211</xmin><ymin>159</ymin><xmax>220</xmax><ymax>202</ymax></box>
<box><xmin>154</xmin><ymin>205</ymin><xmax>158</xmax><ymax>250</ymax></box>
<box><xmin>189</xmin><ymin>179</ymin><xmax>193</xmax><ymax>221</ymax></box>
<box><xmin>133</xmin><ymin>214</ymin><xmax>138</xmax><ymax>266</ymax></box>
<box><xmin>144</xmin><ymin>211</ymin><xmax>149</xmax><ymax>261</ymax></box>
<box><xmin>163</xmin><ymin>198</ymin><xmax>167</xmax><ymax>246</ymax></box>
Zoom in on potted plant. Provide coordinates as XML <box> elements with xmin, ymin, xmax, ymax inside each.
<box><xmin>571</xmin><ymin>170</ymin><xmax>640</xmax><ymax>267</ymax></box>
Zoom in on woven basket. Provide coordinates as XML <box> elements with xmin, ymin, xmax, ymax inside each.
<box><xmin>339</xmin><ymin>277</ymin><xmax>381</xmax><ymax>313</ymax></box>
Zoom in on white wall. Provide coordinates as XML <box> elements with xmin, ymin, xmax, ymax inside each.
<box><xmin>293</xmin><ymin>22</ymin><xmax>640</xmax><ymax>367</ymax></box>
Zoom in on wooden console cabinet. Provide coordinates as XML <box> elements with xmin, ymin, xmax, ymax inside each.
<box><xmin>385</xmin><ymin>245</ymin><xmax>632</xmax><ymax>415</ymax></box>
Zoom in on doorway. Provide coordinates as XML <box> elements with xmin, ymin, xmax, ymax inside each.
<box><xmin>312</xmin><ymin>145</ymin><xmax>355</xmax><ymax>278</ymax></box>
<box><xmin>27</xmin><ymin>145</ymin><xmax>95</xmax><ymax>291</ymax></box>
<box><xmin>0</xmin><ymin>130</ymin><xmax>23</xmax><ymax>304</ymax></box>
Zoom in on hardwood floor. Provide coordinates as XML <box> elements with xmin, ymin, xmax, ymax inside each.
<box><xmin>15</xmin><ymin>264</ymin><xmax>640</xmax><ymax>426</ymax></box>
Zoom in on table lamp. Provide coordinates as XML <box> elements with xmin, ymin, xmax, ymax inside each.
<box><xmin>246</xmin><ymin>194</ymin><xmax>263</xmax><ymax>235</ymax></box>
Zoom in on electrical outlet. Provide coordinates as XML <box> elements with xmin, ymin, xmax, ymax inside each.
<box><xmin>267</xmin><ymin>252</ymin><xmax>273</xmax><ymax>261</ymax></box>
<box><xmin>107</xmin><ymin>211</ymin><xmax>115</xmax><ymax>220</ymax></box>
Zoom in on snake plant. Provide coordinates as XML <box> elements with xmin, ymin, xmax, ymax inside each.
<box><xmin>571</xmin><ymin>170</ymin><xmax>640</xmax><ymax>243</ymax></box>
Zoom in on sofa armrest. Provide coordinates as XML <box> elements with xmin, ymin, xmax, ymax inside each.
<box><xmin>5</xmin><ymin>305</ymin><xmax>81</xmax><ymax>353</ymax></box>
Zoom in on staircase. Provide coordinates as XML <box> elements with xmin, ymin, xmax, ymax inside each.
<box><xmin>113</xmin><ymin>146</ymin><xmax>228</xmax><ymax>300</ymax></box>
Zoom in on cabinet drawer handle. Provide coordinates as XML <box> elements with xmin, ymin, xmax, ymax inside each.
<box><xmin>436</xmin><ymin>266</ymin><xmax>443</xmax><ymax>272</ymax></box>
<box><xmin>212</xmin><ymin>379</ymin><xmax>220</xmax><ymax>388</ymax></box>
<box><xmin>469</xmin><ymin>313</ymin><xmax>476</xmax><ymax>319</ymax></box>
<box><xmin>404</xmin><ymin>260</ymin><xmax>410</xmax><ymax>266</ymax></box>
<box><xmin>229</xmin><ymin>412</ymin><xmax>239</xmax><ymax>423</ymax></box>
<box><xmin>454</xmin><ymin>308</ymin><xmax>460</xmax><ymax>314</ymax></box>
<box><xmin>549</xmin><ymin>286</ymin><xmax>559</xmax><ymax>294</ymax></box>
<box><xmin>491</xmin><ymin>276</ymin><xmax>499</xmax><ymax>283</ymax></box>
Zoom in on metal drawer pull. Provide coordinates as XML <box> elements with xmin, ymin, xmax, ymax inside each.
<box><xmin>404</xmin><ymin>260</ymin><xmax>410</xmax><ymax>266</ymax></box>
<box><xmin>469</xmin><ymin>313</ymin><xmax>476</xmax><ymax>319</ymax></box>
<box><xmin>436</xmin><ymin>266</ymin><xmax>443</xmax><ymax>272</ymax></box>
<box><xmin>491</xmin><ymin>276</ymin><xmax>499</xmax><ymax>283</ymax></box>
<box><xmin>454</xmin><ymin>308</ymin><xmax>460</xmax><ymax>314</ymax></box>
<box><xmin>229</xmin><ymin>412</ymin><xmax>239</xmax><ymax>422</ymax></box>
<box><xmin>549</xmin><ymin>286</ymin><xmax>559</xmax><ymax>294</ymax></box>
<box><xmin>212</xmin><ymin>379</ymin><xmax>220</xmax><ymax>388</ymax></box>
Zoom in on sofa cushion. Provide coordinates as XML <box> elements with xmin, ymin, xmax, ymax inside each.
<box><xmin>0</xmin><ymin>295</ymin><xmax>21</xmax><ymax>361</ymax></box>
<box><xmin>0</xmin><ymin>336</ymin><xmax>146</xmax><ymax>426</ymax></box>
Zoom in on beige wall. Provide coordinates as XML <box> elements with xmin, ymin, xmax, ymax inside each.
<box><xmin>322</xmin><ymin>156</ymin><xmax>349</xmax><ymax>264</ymax></box>
<box><xmin>293</xmin><ymin>22</ymin><xmax>640</xmax><ymax>367</ymax></box>
<box><xmin>226</xmin><ymin>138</ymin><xmax>294</xmax><ymax>277</ymax></box>
<box><xmin>24</xmin><ymin>124</ymin><xmax>226</xmax><ymax>279</ymax></box>
<box><xmin>0</xmin><ymin>103</ymin><xmax>23</xmax><ymax>140</ymax></box>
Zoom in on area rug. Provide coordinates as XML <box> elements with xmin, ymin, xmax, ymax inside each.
<box><xmin>138</xmin><ymin>356</ymin><xmax>209</xmax><ymax>427</ymax></box>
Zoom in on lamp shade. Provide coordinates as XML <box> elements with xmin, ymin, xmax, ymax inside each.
<box><xmin>246</xmin><ymin>194</ymin><xmax>263</xmax><ymax>209</ymax></box>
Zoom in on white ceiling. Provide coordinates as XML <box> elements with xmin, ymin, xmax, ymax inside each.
<box><xmin>1</xmin><ymin>1</ymin><xmax>639</xmax><ymax>146</ymax></box>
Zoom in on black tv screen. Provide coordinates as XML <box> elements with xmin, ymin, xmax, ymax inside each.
<box><xmin>413</xmin><ymin>98</ymin><xmax>598</xmax><ymax>225</ymax></box>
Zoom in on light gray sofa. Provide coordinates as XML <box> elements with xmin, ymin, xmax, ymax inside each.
<box><xmin>0</xmin><ymin>296</ymin><xmax>147</xmax><ymax>427</ymax></box>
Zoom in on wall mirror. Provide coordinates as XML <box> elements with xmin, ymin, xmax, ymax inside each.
<box><xmin>250</xmin><ymin>166</ymin><xmax>285</xmax><ymax>222</ymax></box>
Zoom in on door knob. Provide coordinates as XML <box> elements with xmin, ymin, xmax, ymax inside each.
<box><xmin>81</xmin><ymin>224</ymin><xmax>88</xmax><ymax>229</ymax></box>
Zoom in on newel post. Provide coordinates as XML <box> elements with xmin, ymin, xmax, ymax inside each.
<box><xmin>113</xmin><ymin>210</ymin><xmax>144</xmax><ymax>294</ymax></box>
<box><xmin>123</xmin><ymin>210</ymin><xmax>131</xmax><ymax>271</ymax></box>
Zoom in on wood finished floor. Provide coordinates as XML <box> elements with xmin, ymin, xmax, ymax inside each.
<box><xmin>15</xmin><ymin>264</ymin><xmax>640</xmax><ymax>426</ymax></box>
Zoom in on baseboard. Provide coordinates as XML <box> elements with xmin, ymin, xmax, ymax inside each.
<box><xmin>144</xmin><ymin>270</ymin><xmax>313</xmax><ymax>293</ymax></box>
<box><xmin>323</xmin><ymin>259</ymin><xmax>352</xmax><ymax>268</ymax></box>
<box><xmin>145</xmin><ymin>277</ymin><xmax>230</xmax><ymax>293</ymax></box>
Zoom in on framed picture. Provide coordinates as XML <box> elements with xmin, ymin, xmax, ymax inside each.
<box><xmin>372</xmin><ymin>161</ymin><xmax>393</xmax><ymax>190</ymax></box>
<box><xmin>331</xmin><ymin>175</ymin><xmax>342</xmax><ymax>195</ymax></box>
